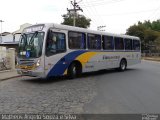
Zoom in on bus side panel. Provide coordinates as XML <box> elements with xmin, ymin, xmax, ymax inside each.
<box><xmin>126</xmin><ymin>52</ymin><xmax>141</xmax><ymax>66</ymax></box>
<box><xmin>45</xmin><ymin>52</ymin><xmax>69</xmax><ymax>77</ymax></box>
<box><xmin>81</xmin><ymin>51</ymin><xmax>141</xmax><ymax>73</ymax></box>
<box><xmin>45</xmin><ymin>51</ymin><xmax>141</xmax><ymax>77</ymax></box>
<box><xmin>79</xmin><ymin>52</ymin><xmax>120</xmax><ymax>73</ymax></box>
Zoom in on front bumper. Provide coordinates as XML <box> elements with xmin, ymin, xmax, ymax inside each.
<box><xmin>17</xmin><ymin>69</ymin><xmax>45</xmax><ymax>78</ymax></box>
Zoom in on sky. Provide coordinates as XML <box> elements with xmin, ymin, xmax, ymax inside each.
<box><xmin>0</xmin><ymin>0</ymin><xmax>160</xmax><ymax>34</ymax></box>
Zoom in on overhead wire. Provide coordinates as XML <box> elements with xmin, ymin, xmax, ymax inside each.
<box><xmin>64</xmin><ymin>0</ymin><xmax>160</xmax><ymax>30</ymax></box>
<box><xmin>80</xmin><ymin>0</ymin><xmax>126</xmax><ymax>7</ymax></box>
<box><xmin>148</xmin><ymin>4</ymin><xmax>160</xmax><ymax>20</ymax></box>
<box><xmin>80</xmin><ymin>0</ymin><xmax>100</xmax><ymax>29</ymax></box>
<box><xmin>80</xmin><ymin>0</ymin><xmax>122</xmax><ymax>5</ymax></box>
<box><xmin>85</xmin><ymin>0</ymin><xmax>105</xmax><ymax>28</ymax></box>
<box><xmin>86</xmin><ymin>0</ymin><xmax>106</xmax><ymax>28</ymax></box>
<box><xmin>96</xmin><ymin>8</ymin><xmax>160</xmax><ymax>17</ymax></box>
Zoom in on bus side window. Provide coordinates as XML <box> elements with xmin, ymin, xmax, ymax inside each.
<box><xmin>102</xmin><ymin>35</ymin><xmax>114</xmax><ymax>50</ymax></box>
<box><xmin>133</xmin><ymin>40</ymin><xmax>140</xmax><ymax>51</ymax></box>
<box><xmin>124</xmin><ymin>38</ymin><xmax>132</xmax><ymax>50</ymax></box>
<box><xmin>88</xmin><ymin>34</ymin><xmax>101</xmax><ymax>50</ymax></box>
<box><xmin>46</xmin><ymin>32</ymin><xmax>57</xmax><ymax>52</ymax></box>
<box><xmin>115</xmin><ymin>37</ymin><xmax>124</xmax><ymax>50</ymax></box>
<box><xmin>68</xmin><ymin>31</ymin><xmax>86</xmax><ymax>49</ymax></box>
<box><xmin>46</xmin><ymin>31</ymin><xmax>66</xmax><ymax>56</ymax></box>
<box><xmin>57</xmin><ymin>34</ymin><xmax>66</xmax><ymax>52</ymax></box>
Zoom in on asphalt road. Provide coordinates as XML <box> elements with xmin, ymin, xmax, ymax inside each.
<box><xmin>84</xmin><ymin>60</ymin><xmax>160</xmax><ymax>113</ymax></box>
<box><xmin>0</xmin><ymin>60</ymin><xmax>160</xmax><ymax>114</ymax></box>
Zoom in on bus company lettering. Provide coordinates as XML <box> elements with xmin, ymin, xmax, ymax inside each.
<box><xmin>85</xmin><ymin>65</ymin><xmax>94</xmax><ymax>68</ymax></box>
<box><xmin>103</xmin><ymin>55</ymin><xmax>120</xmax><ymax>60</ymax></box>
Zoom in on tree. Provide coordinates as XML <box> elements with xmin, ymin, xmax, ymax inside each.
<box><xmin>126</xmin><ymin>24</ymin><xmax>146</xmax><ymax>50</ymax></box>
<box><xmin>126</xmin><ymin>19</ymin><xmax>160</xmax><ymax>52</ymax></box>
<box><xmin>155</xmin><ymin>36</ymin><xmax>160</xmax><ymax>51</ymax></box>
<box><xmin>61</xmin><ymin>13</ymin><xmax>91</xmax><ymax>28</ymax></box>
<box><xmin>126</xmin><ymin>24</ymin><xmax>146</xmax><ymax>40</ymax></box>
<box><xmin>142</xmin><ymin>20</ymin><xmax>160</xmax><ymax>31</ymax></box>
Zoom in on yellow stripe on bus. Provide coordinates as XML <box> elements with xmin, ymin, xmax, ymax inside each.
<box><xmin>75</xmin><ymin>52</ymin><xmax>97</xmax><ymax>67</ymax></box>
<box><xmin>63</xmin><ymin>52</ymin><xmax>97</xmax><ymax>75</ymax></box>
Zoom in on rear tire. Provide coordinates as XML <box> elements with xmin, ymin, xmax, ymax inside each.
<box><xmin>119</xmin><ymin>59</ymin><xmax>127</xmax><ymax>71</ymax></box>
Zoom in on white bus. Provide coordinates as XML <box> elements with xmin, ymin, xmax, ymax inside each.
<box><xmin>16</xmin><ymin>23</ymin><xmax>141</xmax><ymax>79</ymax></box>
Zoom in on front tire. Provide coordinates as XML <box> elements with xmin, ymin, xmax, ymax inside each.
<box><xmin>68</xmin><ymin>63</ymin><xmax>78</xmax><ymax>79</ymax></box>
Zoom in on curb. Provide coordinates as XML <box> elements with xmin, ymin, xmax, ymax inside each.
<box><xmin>0</xmin><ymin>70</ymin><xmax>21</xmax><ymax>81</ymax></box>
<box><xmin>0</xmin><ymin>69</ymin><xmax>41</xmax><ymax>81</ymax></box>
<box><xmin>144</xmin><ymin>59</ymin><xmax>160</xmax><ymax>62</ymax></box>
<box><xmin>0</xmin><ymin>70</ymin><xmax>12</xmax><ymax>73</ymax></box>
<box><xmin>142</xmin><ymin>60</ymin><xmax>160</xmax><ymax>63</ymax></box>
<box><xmin>0</xmin><ymin>75</ymin><xmax>22</xmax><ymax>81</ymax></box>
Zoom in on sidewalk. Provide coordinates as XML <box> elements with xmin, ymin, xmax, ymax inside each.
<box><xmin>142</xmin><ymin>57</ymin><xmax>160</xmax><ymax>62</ymax></box>
<box><xmin>0</xmin><ymin>70</ymin><xmax>21</xmax><ymax>81</ymax></box>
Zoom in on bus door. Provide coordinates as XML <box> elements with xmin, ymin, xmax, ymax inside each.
<box><xmin>45</xmin><ymin>29</ymin><xmax>67</xmax><ymax>77</ymax></box>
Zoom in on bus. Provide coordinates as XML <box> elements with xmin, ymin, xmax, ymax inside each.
<box><xmin>16</xmin><ymin>23</ymin><xmax>141</xmax><ymax>79</ymax></box>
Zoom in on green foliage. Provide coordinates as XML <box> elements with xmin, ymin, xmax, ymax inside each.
<box><xmin>126</xmin><ymin>19</ymin><xmax>160</xmax><ymax>52</ymax></box>
<box><xmin>140</xmin><ymin>20</ymin><xmax>160</xmax><ymax>32</ymax></box>
<box><xmin>61</xmin><ymin>14</ymin><xmax>91</xmax><ymax>28</ymax></box>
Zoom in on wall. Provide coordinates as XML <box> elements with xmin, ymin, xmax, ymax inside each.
<box><xmin>0</xmin><ymin>48</ymin><xmax>15</xmax><ymax>71</ymax></box>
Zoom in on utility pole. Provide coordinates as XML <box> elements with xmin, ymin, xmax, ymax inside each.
<box><xmin>97</xmin><ymin>25</ymin><xmax>106</xmax><ymax>31</ymax></box>
<box><xmin>0</xmin><ymin>20</ymin><xmax>4</xmax><ymax>43</ymax></box>
<box><xmin>67</xmin><ymin>0</ymin><xmax>83</xmax><ymax>26</ymax></box>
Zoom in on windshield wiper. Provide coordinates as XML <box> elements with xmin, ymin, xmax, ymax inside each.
<box><xmin>20</xmin><ymin>34</ymin><xmax>27</xmax><ymax>45</ymax></box>
<box><xmin>28</xmin><ymin>31</ymin><xmax>38</xmax><ymax>46</ymax></box>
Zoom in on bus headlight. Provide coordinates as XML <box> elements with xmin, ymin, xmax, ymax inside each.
<box><xmin>36</xmin><ymin>60</ymin><xmax>41</xmax><ymax>67</ymax></box>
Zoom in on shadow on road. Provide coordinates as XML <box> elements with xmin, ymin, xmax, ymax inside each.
<box><xmin>80</xmin><ymin>68</ymin><xmax>137</xmax><ymax>78</ymax></box>
<box><xmin>21</xmin><ymin>68</ymin><xmax>138</xmax><ymax>84</ymax></box>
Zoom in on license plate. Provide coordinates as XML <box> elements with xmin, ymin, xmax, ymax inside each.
<box><xmin>22</xmin><ymin>70</ymin><xmax>29</xmax><ymax>73</ymax></box>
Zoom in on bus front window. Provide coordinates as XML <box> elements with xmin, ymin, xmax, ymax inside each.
<box><xmin>18</xmin><ymin>32</ymin><xmax>44</xmax><ymax>58</ymax></box>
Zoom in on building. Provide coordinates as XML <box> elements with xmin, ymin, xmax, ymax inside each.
<box><xmin>0</xmin><ymin>23</ymin><xmax>32</xmax><ymax>51</ymax></box>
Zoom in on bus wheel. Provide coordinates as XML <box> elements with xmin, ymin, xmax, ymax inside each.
<box><xmin>68</xmin><ymin>63</ymin><xmax>78</xmax><ymax>79</ymax></box>
<box><xmin>119</xmin><ymin>59</ymin><xmax>127</xmax><ymax>71</ymax></box>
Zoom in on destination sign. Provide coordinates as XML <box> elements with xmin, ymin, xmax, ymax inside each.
<box><xmin>23</xmin><ymin>25</ymin><xmax>44</xmax><ymax>33</ymax></box>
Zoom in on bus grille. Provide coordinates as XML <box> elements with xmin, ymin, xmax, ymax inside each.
<box><xmin>19</xmin><ymin>60</ymin><xmax>35</xmax><ymax>66</ymax></box>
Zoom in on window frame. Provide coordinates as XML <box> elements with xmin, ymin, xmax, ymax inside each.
<box><xmin>45</xmin><ymin>30</ymin><xmax>66</xmax><ymax>57</ymax></box>
<box><xmin>68</xmin><ymin>31</ymin><xmax>86</xmax><ymax>50</ymax></box>
<box><xmin>87</xmin><ymin>33</ymin><xmax>101</xmax><ymax>50</ymax></box>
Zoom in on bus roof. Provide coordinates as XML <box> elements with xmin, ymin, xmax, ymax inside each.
<box><xmin>27</xmin><ymin>23</ymin><xmax>140</xmax><ymax>40</ymax></box>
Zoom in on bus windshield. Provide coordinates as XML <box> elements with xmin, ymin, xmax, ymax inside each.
<box><xmin>18</xmin><ymin>32</ymin><xmax>44</xmax><ymax>58</ymax></box>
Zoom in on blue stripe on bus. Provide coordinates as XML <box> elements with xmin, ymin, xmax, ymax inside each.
<box><xmin>47</xmin><ymin>50</ymin><xmax>86</xmax><ymax>77</ymax></box>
